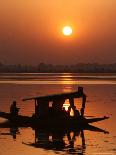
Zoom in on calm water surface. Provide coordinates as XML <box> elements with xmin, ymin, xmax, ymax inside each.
<box><xmin>0</xmin><ymin>73</ymin><xmax>116</xmax><ymax>155</ymax></box>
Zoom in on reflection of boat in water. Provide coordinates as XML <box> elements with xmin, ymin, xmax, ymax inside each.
<box><xmin>22</xmin><ymin>127</ymin><xmax>93</xmax><ymax>154</ymax></box>
<box><xmin>0</xmin><ymin>125</ymin><xmax>109</xmax><ymax>154</ymax></box>
<box><xmin>0</xmin><ymin>87</ymin><xmax>109</xmax><ymax>129</ymax></box>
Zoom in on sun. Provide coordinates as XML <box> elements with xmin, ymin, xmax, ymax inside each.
<box><xmin>62</xmin><ymin>26</ymin><xmax>72</xmax><ymax>36</ymax></box>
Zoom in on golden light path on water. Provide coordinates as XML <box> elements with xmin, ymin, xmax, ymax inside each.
<box><xmin>0</xmin><ymin>80</ymin><xmax>116</xmax><ymax>85</ymax></box>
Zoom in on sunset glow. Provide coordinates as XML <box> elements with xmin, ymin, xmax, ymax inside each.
<box><xmin>0</xmin><ymin>0</ymin><xmax>116</xmax><ymax>64</ymax></box>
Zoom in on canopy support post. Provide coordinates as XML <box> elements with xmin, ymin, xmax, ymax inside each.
<box><xmin>81</xmin><ymin>94</ymin><xmax>86</xmax><ymax>116</ymax></box>
<box><xmin>69</xmin><ymin>97</ymin><xmax>75</xmax><ymax>112</ymax></box>
<box><xmin>35</xmin><ymin>99</ymin><xmax>38</xmax><ymax>117</ymax></box>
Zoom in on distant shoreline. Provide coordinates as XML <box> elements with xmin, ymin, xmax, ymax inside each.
<box><xmin>0</xmin><ymin>63</ymin><xmax>116</xmax><ymax>73</ymax></box>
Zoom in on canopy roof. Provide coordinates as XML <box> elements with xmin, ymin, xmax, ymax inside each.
<box><xmin>23</xmin><ymin>90</ymin><xmax>84</xmax><ymax>102</ymax></box>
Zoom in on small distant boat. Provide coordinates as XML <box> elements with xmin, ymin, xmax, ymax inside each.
<box><xmin>0</xmin><ymin>87</ymin><xmax>109</xmax><ymax>129</ymax></box>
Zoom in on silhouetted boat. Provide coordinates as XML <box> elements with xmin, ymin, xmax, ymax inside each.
<box><xmin>0</xmin><ymin>87</ymin><xmax>109</xmax><ymax>129</ymax></box>
<box><xmin>0</xmin><ymin>111</ymin><xmax>109</xmax><ymax>128</ymax></box>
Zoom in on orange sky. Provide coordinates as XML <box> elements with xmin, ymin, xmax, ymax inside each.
<box><xmin>0</xmin><ymin>0</ymin><xmax>116</xmax><ymax>64</ymax></box>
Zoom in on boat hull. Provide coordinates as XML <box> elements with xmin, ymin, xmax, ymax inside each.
<box><xmin>0</xmin><ymin>111</ymin><xmax>109</xmax><ymax>129</ymax></box>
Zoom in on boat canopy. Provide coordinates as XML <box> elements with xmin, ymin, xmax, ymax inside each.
<box><xmin>23</xmin><ymin>87</ymin><xmax>85</xmax><ymax>102</ymax></box>
<box><xmin>22</xmin><ymin>87</ymin><xmax>86</xmax><ymax>117</ymax></box>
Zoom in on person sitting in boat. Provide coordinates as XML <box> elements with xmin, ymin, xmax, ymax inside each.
<box><xmin>68</xmin><ymin>105</ymin><xmax>80</xmax><ymax>118</ymax></box>
<box><xmin>10</xmin><ymin>101</ymin><xmax>20</xmax><ymax>117</ymax></box>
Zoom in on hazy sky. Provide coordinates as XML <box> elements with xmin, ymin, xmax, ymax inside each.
<box><xmin>0</xmin><ymin>0</ymin><xmax>116</xmax><ymax>65</ymax></box>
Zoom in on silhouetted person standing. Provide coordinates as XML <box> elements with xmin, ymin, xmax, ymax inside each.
<box><xmin>10</xmin><ymin>101</ymin><xmax>20</xmax><ymax>117</ymax></box>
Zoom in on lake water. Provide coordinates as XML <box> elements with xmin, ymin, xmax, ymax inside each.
<box><xmin>0</xmin><ymin>73</ymin><xmax>116</xmax><ymax>155</ymax></box>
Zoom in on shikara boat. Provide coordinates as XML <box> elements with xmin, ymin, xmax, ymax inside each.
<box><xmin>0</xmin><ymin>87</ymin><xmax>109</xmax><ymax>129</ymax></box>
